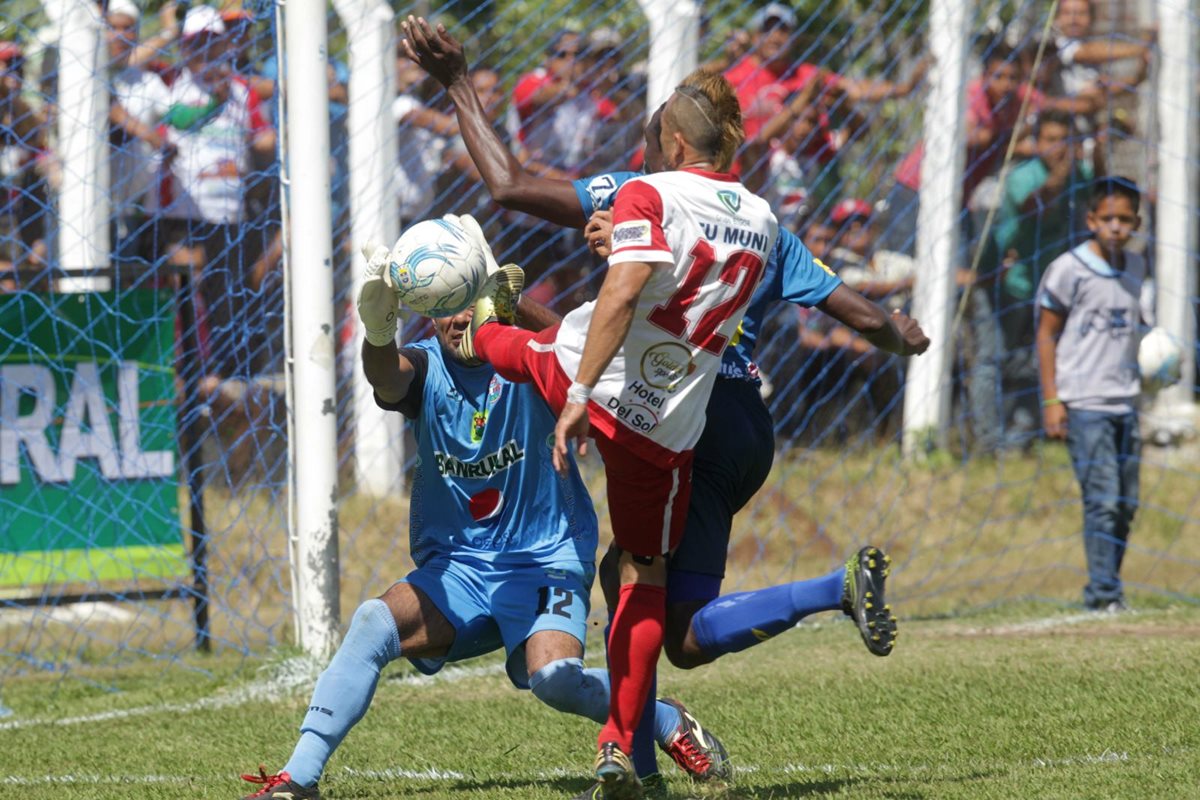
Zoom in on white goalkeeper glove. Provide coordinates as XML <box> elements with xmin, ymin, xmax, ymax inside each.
<box><xmin>446</xmin><ymin>212</ymin><xmax>501</xmax><ymax>276</ymax></box>
<box><xmin>357</xmin><ymin>241</ymin><xmax>401</xmax><ymax>347</ymax></box>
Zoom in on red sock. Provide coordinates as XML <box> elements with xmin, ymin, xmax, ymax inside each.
<box><xmin>599</xmin><ymin>583</ymin><xmax>666</xmax><ymax>753</ymax></box>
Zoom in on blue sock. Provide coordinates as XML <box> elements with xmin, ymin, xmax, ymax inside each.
<box><xmin>283</xmin><ymin>599</ymin><xmax>402</xmax><ymax>786</ymax></box>
<box><xmin>630</xmin><ymin>673</ymin><xmax>658</xmax><ymax>778</ymax></box>
<box><xmin>691</xmin><ymin>567</ymin><xmax>845</xmax><ymax>660</ymax></box>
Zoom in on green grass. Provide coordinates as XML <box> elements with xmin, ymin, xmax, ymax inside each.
<box><xmin>4</xmin><ymin>605</ymin><xmax>1200</xmax><ymax>799</ymax></box>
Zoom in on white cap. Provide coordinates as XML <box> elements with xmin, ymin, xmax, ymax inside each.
<box><xmin>182</xmin><ymin>5</ymin><xmax>226</xmax><ymax>38</ymax></box>
<box><xmin>587</xmin><ymin>27</ymin><xmax>623</xmax><ymax>52</ymax></box>
<box><xmin>106</xmin><ymin>0</ymin><xmax>141</xmax><ymax>22</ymax></box>
<box><xmin>750</xmin><ymin>2</ymin><xmax>797</xmax><ymax>30</ymax></box>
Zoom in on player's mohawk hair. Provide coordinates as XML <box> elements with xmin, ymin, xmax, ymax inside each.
<box><xmin>672</xmin><ymin>68</ymin><xmax>743</xmax><ymax>172</ymax></box>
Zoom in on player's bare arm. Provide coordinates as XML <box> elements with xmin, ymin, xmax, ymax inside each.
<box><xmin>818</xmin><ymin>284</ymin><xmax>930</xmax><ymax>356</ymax></box>
<box><xmin>401</xmin><ymin>16</ymin><xmax>583</xmax><ymax>227</ymax></box>
<box><xmin>551</xmin><ymin>260</ymin><xmax>656</xmax><ymax>475</ymax></box>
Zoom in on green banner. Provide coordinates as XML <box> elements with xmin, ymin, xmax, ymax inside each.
<box><xmin>0</xmin><ymin>289</ymin><xmax>185</xmax><ymax>588</ymax></box>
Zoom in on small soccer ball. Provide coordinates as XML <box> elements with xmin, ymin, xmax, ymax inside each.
<box><xmin>387</xmin><ymin>217</ymin><xmax>488</xmax><ymax>317</ymax></box>
<box><xmin>1138</xmin><ymin>326</ymin><xmax>1183</xmax><ymax>392</ymax></box>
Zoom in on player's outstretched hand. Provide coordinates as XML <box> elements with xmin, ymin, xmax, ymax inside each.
<box><xmin>553</xmin><ymin>402</ymin><xmax>590</xmax><ymax>476</ymax></box>
<box><xmin>357</xmin><ymin>241</ymin><xmax>401</xmax><ymax>347</ymax></box>
<box><xmin>401</xmin><ymin>15</ymin><xmax>468</xmax><ymax>88</ymax></box>
<box><xmin>585</xmin><ymin>210</ymin><xmax>613</xmax><ymax>257</ymax></box>
<box><xmin>892</xmin><ymin>309</ymin><xmax>930</xmax><ymax>356</ymax></box>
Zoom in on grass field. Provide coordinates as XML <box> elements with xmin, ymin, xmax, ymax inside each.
<box><xmin>4</xmin><ymin>604</ymin><xmax>1199</xmax><ymax>799</ymax></box>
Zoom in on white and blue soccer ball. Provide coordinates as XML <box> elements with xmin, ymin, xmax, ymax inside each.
<box><xmin>387</xmin><ymin>217</ymin><xmax>488</xmax><ymax>317</ymax></box>
<box><xmin>1138</xmin><ymin>326</ymin><xmax>1183</xmax><ymax>392</ymax></box>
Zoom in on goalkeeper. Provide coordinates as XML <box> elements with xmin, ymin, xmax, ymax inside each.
<box><xmin>404</xmin><ymin>18</ymin><xmax>930</xmax><ymax>791</ymax></box>
<box><xmin>240</xmin><ymin>217</ymin><xmax>727</xmax><ymax>800</ymax></box>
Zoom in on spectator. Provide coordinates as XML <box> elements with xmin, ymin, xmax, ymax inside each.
<box><xmin>996</xmin><ymin>110</ymin><xmax>1097</xmax><ymax>312</ymax></box>
<box><xmin>825</xmin><ymin>199</ymin><xmax>915</xmax><ymax>312</ymax></box>
<box><xmin>160</xmin><ymin>5</ymin><xmax>276</xmax><ymax>388</ymax></box>
<box><xmin>105</xmin><ymin>0</ymin><xmax>172</xmax><ymax>271</ymax></box>
<box><xmin>800</xmin><ymin>214</ymin><xmax>836</xmax><ymax>262</ymax></box>
<box><xmin>393</xmin><ymin>54</ymin><xmax>457</xmax><ymax>228</ymax></box>
<box><xmin>991</xmin><ymin>110</ymin><xmax>1098</xmax><ymax>444</ymax></box>
<box><xmin>701</xmin><ymin>23</ymin><xmax>752</xmax><ymax>74</ymax></box>
<box><xmin>880</xmin><ymin>43</ymin><xmax>1040</xmax><ymax>257</ymax></box>
<box><xmin>1053</xmin><ymin>0</ymin><xmax>1153</xmax><ymax>100</ymax></box>
<box><xmin>743</xmin><ymin>75</ymin><xmax>831</xmax><ymax>229</ymax></box>
<box><xmin>578</xmin><ymin>27</ymin><xmax>640</xmax><ymax>175</ymax></box>
<box><xmin>1035</xmin><ymin>176</ymin><xmax>1146</xmax><ymax>613</ymax></box>
<box><xmin>123</xmin><ymin>1</ymin><xmax>182</xmax><ymax>71</ymax></box>
<box><xmin>510</xmin><ymin>30</ymin><xmax>595</xmax><ymax>172</ymax></box>
<box><xmin>724</xmin><ymin>3</ymin><xmax>805</xmax><ymax>139</ymax></box>
<box><xmin>0</xmin><ymin>42</ymin><xmax>50</xmax><ymax>278</ymax></box>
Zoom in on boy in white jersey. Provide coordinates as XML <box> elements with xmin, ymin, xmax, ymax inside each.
<box><xmin>462</xmin><ymin>71</ymin><xmax>772</xmax><ymax>798</ymax></box>
<box><xmin>1036</xmin><ymin>176</ymin><xmax>1146</xmax><ymax>613</ymax></box>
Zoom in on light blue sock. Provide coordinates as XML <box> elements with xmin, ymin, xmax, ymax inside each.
<box><xmin>691</xmin><ymin>568</ymin><xmax>845</xmax><ymax>659</ymax></box>
<box><xmin>283</xmin><ymin>599</ymin><xmax>402</xmax><ymax>787</ymax></box>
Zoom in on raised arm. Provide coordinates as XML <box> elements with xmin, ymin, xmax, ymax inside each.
<box><xmin>817</xmin><ymin>284</ymin><xmax>928</xmax><ymax>356</ymax></box>
<box><xmin>401</xmin><ymin>16</ymin><xmax>584</xmax><ymax>227</ymax></box>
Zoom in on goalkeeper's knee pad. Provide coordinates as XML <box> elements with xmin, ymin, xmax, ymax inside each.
<box><xmin>529</xmin><ymin>657</ymin><xmax>607</xmax><ymax>722</ymax></box>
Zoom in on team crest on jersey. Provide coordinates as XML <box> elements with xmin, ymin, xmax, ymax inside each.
<box><xmin>717</xmin><ymin>189</ymin><xmax>741</xmax><ymax>215</ymax></box>
<box><xmin>612</xmin><ymin>220</ymin><xmax>651</xmax><ymax>247</ymax></box>
<box><xmin>471</xmin><ymin>410</ymin><xmax>488</xmax><ymax>442</ymax></box>
<box><xmin>487</xmin><ymin>375</ymin><xmax>503</xmax><ymax>406</ymax></box>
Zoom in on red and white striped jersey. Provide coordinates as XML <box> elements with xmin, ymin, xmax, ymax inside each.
<box><xmin>553</xmin><ymin>168</ymin><xmax>778</xmax><ymax>464</ymax></box>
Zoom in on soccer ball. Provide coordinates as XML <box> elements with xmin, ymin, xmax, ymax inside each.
<box><xmin>387</xmin><ymin>217</ymin><xmax>488</xmax><ymax>317</ymax></box>
<box><xmin>1138</xmin><ymin>326</ymin><xmax>1183</xmax><ymax>392</ymax></box>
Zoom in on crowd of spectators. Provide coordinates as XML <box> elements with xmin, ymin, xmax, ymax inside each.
<box><xmin>0</xmin><ymin>0</ymin><xmax>1160</xmax><ymax>461</ymax></box>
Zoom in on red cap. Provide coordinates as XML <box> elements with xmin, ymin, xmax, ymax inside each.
<box><xmin>831</xmin><ymin>198</ymin><xmax>872</xmax><ymax>225</ymax></box>
<box><xmin>0</xmin><ymin>42</ymin><xmax>23</xmax><ymax>62</ymax></box>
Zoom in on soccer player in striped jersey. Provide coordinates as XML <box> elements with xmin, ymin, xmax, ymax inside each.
<box><xmin>239</xmin><ymin>223</ymin><xmax>725</xmax><ymax>800</ymax></box>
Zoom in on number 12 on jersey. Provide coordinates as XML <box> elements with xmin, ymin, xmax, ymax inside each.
<box><xmin>647</xmin><ymin>239</ymin><xmax>765</xmax><ymax>355</ymax></box>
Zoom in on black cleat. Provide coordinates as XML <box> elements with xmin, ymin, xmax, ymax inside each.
<box><xmin>239</xmin><ymin>767</ymin><xmax>321</xmax><ymax>799</ymax></box>
<box><xmin>842</xmin><ymin>546</ymin><xmax>897</xmax><ymax>656</ymax></box>
<box><xmin>659</xmin><ymin>698</ymin><xmax>732</xmax><ymax>781</ymax></box>
<box><xmin>573</xmin><ymin>773</ymin><xmax>666</xmax><ymax>800</ymax></box>
<box><xmin>594</xmin><ymin>741</ymin><xmax>643</xmax><ymax>800</ymax></box>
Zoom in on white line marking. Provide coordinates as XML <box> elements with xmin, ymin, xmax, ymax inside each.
<box><xmin>0</xmin><ymin>658</ymin><xmax>508</xmax><ymax>731</ymax></box>
<box><xmin>0</xmin><ymin>602</ymin><xmax>134</xmax><ymax>629</ymax></box>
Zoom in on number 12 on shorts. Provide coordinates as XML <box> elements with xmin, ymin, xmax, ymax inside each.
<box><xmin>537</xmin><ymin>586</ymin><xmax>573</xmax><ymax>618</ymax></box>
<box><xmin>647</xmin><ymin>239</ymin><xmax>766</xmax><ymax>355</ymax></box>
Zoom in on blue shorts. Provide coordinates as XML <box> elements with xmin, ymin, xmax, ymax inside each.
<box><xmin>669</xmin><ymin>377</ymin><xmax>775</xmax><ymax>601</ymax></box>
<box><xmin>401</xmin><ymin>554</ymin><xmax>593</xmax><ymax>689</ymax></box>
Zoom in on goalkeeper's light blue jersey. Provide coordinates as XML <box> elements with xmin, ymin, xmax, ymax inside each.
<box><xmin>383</xmin><ymin>338</ymin><xmax>597</xmax><ymax>569</ymax></box>
<box><xmin>574</xmin><ymin>171</ymin><xmax>842</xmax><ymax>382</ymax></box>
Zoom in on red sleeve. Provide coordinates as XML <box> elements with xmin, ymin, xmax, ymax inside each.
<box><xmin>243</xmin><ymin>79</ymin><xmax>269</xmax><ymax>134</ymax></box>
<box><xmin>513</xmin><ymin>71</ymin><xmax>549</xmax><ymax>119</ymax></box>
<box><xmin>608</xmin><ymin>180</ymin><xmax>671</xmax><ymax>264</ymax></box>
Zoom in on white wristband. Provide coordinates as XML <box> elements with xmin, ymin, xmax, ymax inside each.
<box><xmin>566</xmin><ymin>382</ymin><xmax>593</xmax><ymax>404</ymax></box>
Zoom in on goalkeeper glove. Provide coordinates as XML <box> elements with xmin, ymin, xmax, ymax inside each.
<box><xmin>445</xmin><ymin>212</ymin><xmax>501</xmax><ymax>276</ymax></box>
<box><xmin>357</xmin><ymin>241</ymin><xmax>401</xmax><ymax>347</ymax></box>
